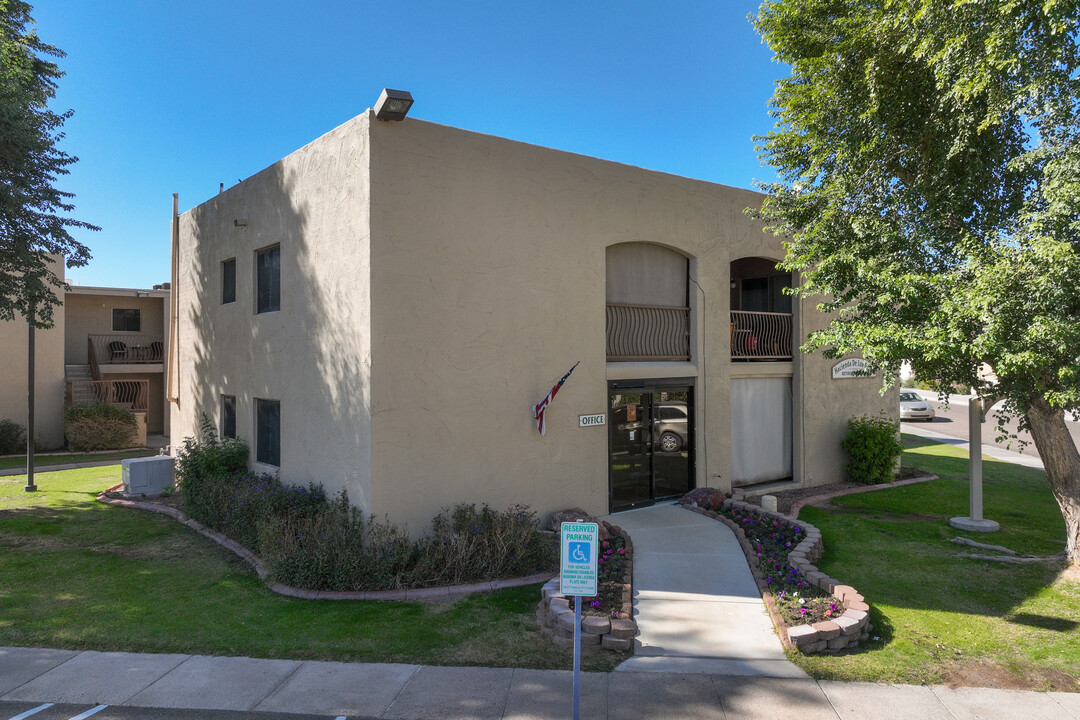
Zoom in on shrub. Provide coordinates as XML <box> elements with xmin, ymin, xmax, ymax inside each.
<box><xmin>64</xmin><ymin>404</ymin><xmax>138</xmax><ymax>451</ymax></box>
<box><xmin>408</xmin><ymin>504</ymin><xmax>557</xmax><ymax>587</ymax></box>
<box><xmin>842</xmin><ymin>412</ymin><xmax>902</xmax><ymax>484</ymax></box>
<box><xmin>0</xmin><ymin>419</ymin><xmax>27</xmax><ymax>455</ymax></box>
<box><xmin>174</xmin><ymin>413</ymin><xmax>249</xmax><ymax>519</ymax></box>
<box><xmin>262</xmin><ymin>497</ymin><xmax>417</xmax><ymax>591</ymax></box>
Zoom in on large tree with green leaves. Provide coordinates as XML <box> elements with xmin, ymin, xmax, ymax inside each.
<box><xmin>753</xmin><ymin>0</ymin><xmax>1080</xmax><ymax>566</ymax></box>
<box><xmin>0</xmin><ymin>0</ymin><xmax>95</xmax><ymax>327</ymax></box>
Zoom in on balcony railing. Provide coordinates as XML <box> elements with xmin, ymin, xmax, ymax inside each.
<box><xmin>606</xmin><ymin>303</ymin><xmax>690</xmax><ymax>361</ymax></box>
<box><xmin>89</xmin><ymin>333</ymin><xmax>164</xmax><ymax>365</ymax></box>
<box><xmin>731</xmin><ymin>310</ymin><xmax>793</xmax><ymax>360</ymax></box>
<box><xmin>65</xmin><ymin>379</ymin><xmax>149</xmax><ymax>412</ymax></box>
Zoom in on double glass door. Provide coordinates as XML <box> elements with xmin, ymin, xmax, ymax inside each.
<box><xmin>608</xmin><ymin>383</ymin><xmax>693</xmax><ymax>511</ymax></box>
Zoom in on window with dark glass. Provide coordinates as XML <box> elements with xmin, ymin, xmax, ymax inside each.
<box><xmin>222</xmin><ymin>395</ymin><xmax>236</xmax><ymax>439</ymax></box>
<box><xmin>221</xmin><ymin>258</ymin><xmax>236</xmax><ymax>304</ymax></box>
<box><xmin>255</xmin><ymin>245</ymin><xmax>280</xmax><ymax>313</ymax></box>
<box><xmin>112</xmin><ymin>308</ymin><xmax>141</xmax><ymax>332</ymax></box>
<box><xmin>255</xmin><ymin>398</ymin><xmax>280</xmax><ymax>466</ymax></box>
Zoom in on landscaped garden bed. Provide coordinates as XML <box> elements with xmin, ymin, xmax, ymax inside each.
<box><xmin>680</xmin><ymin>488</ymin><xmax>872</xmax><ymax>654</ymax></box>
<box><xmin>536</xmin><ymin>521</ymin><xmax>636</xmax><ymax>653</ymax></box>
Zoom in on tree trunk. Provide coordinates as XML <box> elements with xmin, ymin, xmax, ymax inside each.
<box><xmin>1025</xmin><ymin>396</ymin><xmax>1080</xmax><ymax>569</ymax></box>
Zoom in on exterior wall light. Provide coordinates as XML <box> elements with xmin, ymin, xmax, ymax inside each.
<box><xmin>374</xmin><ymin>88</ymin><xmax>414</xmax><ymax>121</ymax></box>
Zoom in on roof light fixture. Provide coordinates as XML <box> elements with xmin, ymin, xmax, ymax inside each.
<box><xmin>374</xmin><ymin>88</ymin><xmax>414</xmax><ymax>121</ymax></box>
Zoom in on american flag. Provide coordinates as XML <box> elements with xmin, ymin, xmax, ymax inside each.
<box><xmin>533</xmin><ymin>361</ymin><xmax>580</xmax><ymax>436</ymax></box>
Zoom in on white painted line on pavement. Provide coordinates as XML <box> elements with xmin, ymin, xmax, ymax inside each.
<box><xmin>7</xmin><ymin>704</ymin><xmax>53</xmax><ymax>720</ymax></box>
<box><xmin>67</xmin><ymin>705</ymin><xmax>108</xmax><ymax>720</ymax></box>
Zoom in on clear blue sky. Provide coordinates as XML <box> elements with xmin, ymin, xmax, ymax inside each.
<box><xmin>37</xmin><ymin>0</ymin><xmax>784</xmax><ymax>289</ymax></box>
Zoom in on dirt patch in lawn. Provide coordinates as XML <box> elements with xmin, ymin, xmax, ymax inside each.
<box><xmin>943</xmin><ymin>660</ymin><xmax>1080</xmax><ymax>692</ymax></box>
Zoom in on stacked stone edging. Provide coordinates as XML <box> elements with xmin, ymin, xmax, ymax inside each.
<box><xmin>97</xmin><ymin>485</ymin><xmax>556</xmax><ymax>600</ymax></box>
<box><xmin>536</xmin><ymin>521</ymin><xmax>636</xmax><ymax>653</ymax></box>
<box><xmin>681</xmin><ymin>501</ymin><xmax>872</xmax><ymax>654</ymax></box>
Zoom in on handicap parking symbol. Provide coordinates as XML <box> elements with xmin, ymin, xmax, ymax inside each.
<box><xmin>568</xmin><ymin>541</ymin><xmax>590</xmax><ymax>564</ymax></box>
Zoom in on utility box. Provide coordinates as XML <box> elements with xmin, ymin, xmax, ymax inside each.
<box><xmin>122</xmin><ymin>456</ymin><xmax>175</xmax><ymax>497</ymax></box>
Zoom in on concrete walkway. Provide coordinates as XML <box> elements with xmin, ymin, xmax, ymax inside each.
<box><xmin>603</xmin><ymin>503</ymin><xmax>804</xmax><ymax>679</ymax></box>
<box><xmin>3</xmin><ymin>646</ymin><xmax>1079</xmax><ymax>719</ymax></box>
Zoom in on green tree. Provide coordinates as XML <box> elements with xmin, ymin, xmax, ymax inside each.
<box><xmin>0</xmin><ymin>0</ymin><xmax>96</xmax><ymax>327</ymax></box>
<box><xmin>753</xmin><ymin>0</ymin><xmax>1080</xmax><ymax>566</ymax></box>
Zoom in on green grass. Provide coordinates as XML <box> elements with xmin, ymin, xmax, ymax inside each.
<box><xmin>792</xmin><ymin>435</ymin><xmax>1080</xmax><ymax>690</ymax></box>
<box><xmin>0</xmin><ymin>448</ymin><xmax>156</xmax><ymax>470</ymax></box>
<box><xmin>0</xmin><ymin>466</ymin><xmax>624</xmax><ymax>671</ymax></box>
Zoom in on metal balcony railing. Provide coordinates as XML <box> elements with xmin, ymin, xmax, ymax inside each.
<box><xmin>65</xmin><ymin>379</ymin><xmax>149</xmax><ymax>412</ymax></box>
<box><xmin>731</xmin><ymin>310</ymin><xmax>793</xmax><ymax>360</ymax></box>
<box><xmin>88</xmin><ymin>333</ymin><xmax>165</xmax><ymax>365</ymax></box>
<box><xmin>606</xmin><ymin>303</ymin><xmax>690</xmax><ymax>361</ymax></box>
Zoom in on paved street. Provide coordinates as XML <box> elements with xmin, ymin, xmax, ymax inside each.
<box><xmin>902</xmin><ymin>389</ymin><xmax>1080</xmax><ymax>460</ymax></box>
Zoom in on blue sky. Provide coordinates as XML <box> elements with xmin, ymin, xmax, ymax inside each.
<box><xmin>38</xmin><ymin>1</ymin><xmax>783</xmax><ymax>289</ymax></box>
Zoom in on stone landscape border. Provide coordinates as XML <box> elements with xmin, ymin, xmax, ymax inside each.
<box><xmin>98</xmin><ymin>485</ymin><xmax>556</xmax><ymax>600</ymax></box>
<box><xmin>536</xmin><ymin>521</ymin><xmax>636</xmax><ymax>654</ymax></box>
<box><xmin>682</xmin><ymin>500</ymin><xmax>872</xmax><ymax>654</ymax></box>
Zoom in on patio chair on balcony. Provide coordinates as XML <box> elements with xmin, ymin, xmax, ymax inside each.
<box><xmin>108</xmin><ymin>341</ymin><xmax>128</xmax><ymax>362</ymax></box>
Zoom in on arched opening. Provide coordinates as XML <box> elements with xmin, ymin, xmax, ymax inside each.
<box><xmin>729</xmin><ymin>256</ymin><xmax>794</xmax><ymax>487</ymax></box>
<box><xmin>606</xmin><ymin>243</ymin><xmax>690</xmax><ymax>361</ymax></box>
<box><xmin>729</xmin><ymin>257</ymin><xmax>792</xmax><ymax>360</ymax></box>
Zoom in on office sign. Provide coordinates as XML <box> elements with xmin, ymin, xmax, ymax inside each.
<box><xmin>579</xmin><ymin>414</ymin><xmax>606</xmax><ymax>427</ymax></box>
<box><xmin>560</xmin><ymin>522</ymin><xmax>598</xmax><ymax>597</ymax></box>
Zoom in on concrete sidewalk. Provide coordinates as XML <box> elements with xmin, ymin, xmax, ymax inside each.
<box><xmin>605</xmin><ymin>503</ymin><xmax>803</xmax><ymax>678</ymax></box>
<box><xmin>3</xmin><ymin>647</ymin><xmax>1079</xmax><ymax>719</ymax></box>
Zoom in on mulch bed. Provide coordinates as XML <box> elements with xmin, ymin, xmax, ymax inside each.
<box><xmin>736</xmin><ymin>482</ymin><xmax>864</xmax><ymax>515</ymax></box>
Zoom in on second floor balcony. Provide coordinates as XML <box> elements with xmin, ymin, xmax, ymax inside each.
<box><xmin>606</xmin><ymin>303</ymin><xmax>690</xmax><ymax>361</ymax></box>
<box><xmin>731</xmin><ymin>310</ymin><xmax>792</xmax><ymax>361</ymax></box>
<box><xmin>89</xmin><ymin>333</ymin><xmax>165</xmax><ymax>366</ymax></box>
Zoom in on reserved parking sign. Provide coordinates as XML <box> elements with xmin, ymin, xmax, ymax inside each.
<box><xmin>560</xmin><ymin>522</ymin><xmax>599</xmax><ymax>596</ymax></box>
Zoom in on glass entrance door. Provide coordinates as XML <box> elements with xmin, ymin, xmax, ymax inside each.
<box><xmin>609</xmin><ymin>383</ymin><xmax>693</xmax><ymax>511</ymax></box>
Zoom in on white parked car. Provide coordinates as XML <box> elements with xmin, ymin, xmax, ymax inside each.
<box><xmin>900</xmin><ymin>390</ymin><xmax>935</xmax><ymax>421</ymax></box>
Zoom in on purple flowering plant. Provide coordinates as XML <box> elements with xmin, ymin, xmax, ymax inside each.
<box><xmin>567</xmin><ymin>536</ymin><xmax>630</xmax><ymax>618</ymax></box>
<box><xmin>715</xmin><ymin>507</ymin><xmax>842</xmax><ymax>626</ymax></box>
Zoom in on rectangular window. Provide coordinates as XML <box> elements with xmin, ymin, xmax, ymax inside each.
<box><xmin>112</xmin><ymin>308</ymin><xmax>141</xmax><ymax>332</ymax></box>
<box><xmin>221</xmin><ymin>258</ymin><xmax>236</xmax><ymax>304</ymax></box>
<box><xmin>221</xmin><ymin>395</ymin><xmax>236</xmax><ymax>439</ymax></box>
<box><xmin>255</xmin><ymin>398</ymin><xmax>280</xmax><ymax>467</ymax></box>
<box><xmin>255</xmin><ymin>245</ymin><xmax>280</xmax><ymax>314</ymax></box>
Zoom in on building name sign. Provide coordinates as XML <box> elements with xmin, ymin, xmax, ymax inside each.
<box><xmin>579</xmin><ymin>414</ymin><xmax>606</xmax><ymax>427</ymax></box>
<box><xmin>832</xmin><ymin>358</ymin><xmax>874</xmax><ymax>379</ymax></box>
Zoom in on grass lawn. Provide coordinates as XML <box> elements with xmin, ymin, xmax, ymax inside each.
<box><xmin>0</xmin><ymin>466</ymin><xmax>623</xmax><ymax>671</ymax></box>
<box><xmin>0</xmin><ymin>448</ymin><xmax>157</xmax><ymax>471</ymax></box>
<box><xmin>793</xmin><ymin>435</ymin><xmax>1080</xmax><ymax>690</ymax></box>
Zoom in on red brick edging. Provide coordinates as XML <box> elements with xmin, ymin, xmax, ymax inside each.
<box><xmin>97</xmin><ymin>485</ymin><xmax>556</xmax><ymax>600</ymax></box>
<box><xmin>536</xmin><ymin>522</ymin><xmax>637</xmax><ymax>654</ymax></box>
<box><xmin>682</xmin><ymin>501</ymin><xmax>872</xmax><ymax>654</ymax></box>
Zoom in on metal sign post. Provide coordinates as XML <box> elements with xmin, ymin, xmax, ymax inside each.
<box><xmin>949</xmin><ymin>397</ymin><xmax>1000</xmax><ymax>532</ymax></box>
<box><xmin>560</xmin><ymin>521</ymin><xmax>598</xmax><ymax>720</ymax></box>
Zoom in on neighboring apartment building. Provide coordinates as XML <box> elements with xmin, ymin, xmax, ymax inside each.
<box><xmin>0</xmin><ymin>274</ymin><xmax>171</xmax><ymax>450</ymax></box>
<box><xmin>170</xmin><ymin>110</ymin><xmax>894</xmax><ymax>533</ymax></box>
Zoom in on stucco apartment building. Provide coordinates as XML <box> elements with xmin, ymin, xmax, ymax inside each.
<box><xmin>170</xmin><ymin>109</ymin><xmax>893</xmax><ymax>533</ymax></box>
<box><xmin>0</xmin><ymin>273</ymin><xmax>171</xmax><ymax>450</ymax></box>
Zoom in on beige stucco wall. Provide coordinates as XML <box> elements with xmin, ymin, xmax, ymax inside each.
<box><xmin>173</xmin><ymin>110</ymin><xmax>894</xmax><ymax>536</ymax></box>
<box><xmin>172</xmin><ymin>112</ymin><xmax>373</xmax><ymax>510</ymax></box>
<box><xmin>0</xmin><ymin>291</ymin><xmax>66</xmax><ymax>451</ymax></box>
<box><xmin>366</xmin><ymin>117</ymin><xmax>812</xmax><ymax>532</ymax></box>
<box><xmin>795</xmin><ymin>303</ymin><xmax>897</xmax><ymax>485</ymax></box>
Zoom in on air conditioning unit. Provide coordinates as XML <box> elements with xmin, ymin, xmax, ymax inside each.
<box><xmin>122</xmin><ymin>456</ymin><xmax>175</xmax><ymax>497</ymax></box>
